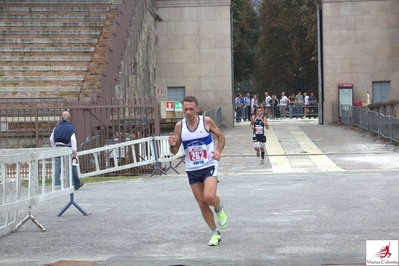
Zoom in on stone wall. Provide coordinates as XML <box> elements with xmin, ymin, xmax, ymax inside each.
<box><xmin>154</xmin><ymin>0</ymin><xmax>233</xmax><ymax>127</ymax></box>
<box><xmin>115</xmin><ymin>0</ymin><xmax>156</xmax><ymax>99</ymax></box>
<box><xmin>321</xmin><ymin>0</ymin><xmax>399</xmax><ymax>124</ymax></box>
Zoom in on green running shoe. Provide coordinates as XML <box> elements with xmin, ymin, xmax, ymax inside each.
<box><xmin>208</xmin><ymin>232</ymin><xmax>221</xmax><ymax>246</ymax></box>
<box><xmin>216</xmin><ymin>205</ymin><xmax>228</xmax><ymax>229</ymax></box>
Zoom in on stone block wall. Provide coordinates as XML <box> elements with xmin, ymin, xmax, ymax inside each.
<box><xmin>321</xmin><ymin>0</ymin><xmax>399</xmax><ymax>124</ymax></box>
<box><xmin>155</xmin><ymin>0</ymin><xmax>233</xmax><ymax>127</ymax></box>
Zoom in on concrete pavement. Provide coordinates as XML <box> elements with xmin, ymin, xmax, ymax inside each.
<box><xmin>0</xmin><ymin>118</ymin><xmax>398</xmax><ymax>266</ymax></box>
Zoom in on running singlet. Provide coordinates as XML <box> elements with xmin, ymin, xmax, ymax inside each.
<box><xmin>181</xmin><ymin>115</ymin><xmax>216</xmax><ymax>171</ymax></box>
<box><xmin>253</xmin><ymin>117</ymin><xmax>265</xmax><ymax>140</ymax></box>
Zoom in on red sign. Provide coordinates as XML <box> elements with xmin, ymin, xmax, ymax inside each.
<box><xmin>165</xmin><ymin>101</ymin><xmax>174</xmax><ymax>111</ymax></box>
<box><xmin>337</xmin><ymin>83</ymin><xmax>353</xmax><ymax>88</ymax></box>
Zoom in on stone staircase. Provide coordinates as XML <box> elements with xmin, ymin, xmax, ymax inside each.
<box><xmin>0</xmin><ymin>0</ymin><xmax>118</xmax><ymax>107</ymax></box>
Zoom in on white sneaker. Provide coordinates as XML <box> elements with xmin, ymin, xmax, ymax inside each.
<box><xmin>261</xmin><ymin>159</ymin><xmax>265</xmax><ymax>164</ymax></box>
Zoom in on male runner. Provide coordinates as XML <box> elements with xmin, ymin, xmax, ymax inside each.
<box><xmin>168</xmin><ymin>96</ymin><xmax>227</xmax><ymax>246</ymax></box>
<box><xmin>250</xmin><ymin>106</ymin><xmax>269</xmax><ymax>164</ymax></box>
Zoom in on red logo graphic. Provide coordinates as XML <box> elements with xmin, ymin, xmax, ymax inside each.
<box><xmin>375</xmin><ymin>242</ymin><xmax>392</xmax><ymax>259</ymax></box>
<box><xmin>166</xmin><ymin>101</ymin><xmax>174</xmax><ymax>109</ymax></box>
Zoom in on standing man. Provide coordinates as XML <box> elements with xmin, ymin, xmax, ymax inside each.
<box><xmin>250</xmin><ymin>94</ymin><xmax>258</xmax><ymax>116</ymax></box>
<box><xmin>264</xmin><ymin>92</ymin><xmax>272</xmax><ymax>118</ymax></box>
<box><xmin>244</xmin><ymin>93</ymin><xmax>251</xmax><ymax>122</ymax></box>
<box><xmin>295</xmin><ymin>91</ymin><xmax>304</xmax><ymax>119</ymax></box>
<box><xmin>303</xmin><ymin>92</ymin><xmax>309</xmax><ymax>118</ymax></box>
<box><xmin>234</xmin><ymin>93</ymin><xmax>242</xmax><ymax>122</ymax></box>
<box><xmin>280</xmin><ymin>91</ymin><xmax>288</xmax><ymax>118</ymax></box>
<box><xmin>240</xmin><ymin>93</ymin><xmax>246</xmax><ymax>121</ymax></box>
<box><xmin>168</xmin><ymin>96</ymin><xmax>227</xmax><ymax>246</ymax></box>
<box><xmin>50</xmin><ymin>111</ymin><xmax>84</xmax><ymax>190</ymax></box>
<box><xmin>250</xmin><ymin>106</ymin><xmax>269</xmax><ymax>164</ymax></box>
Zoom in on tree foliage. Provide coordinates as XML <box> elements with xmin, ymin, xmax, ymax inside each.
<box><xmin>254</xmin><ymin>0</ymin><xmax>318</xmax><ymax>97</ymax></box>
<box><xmin>232</xmin><ymin>0</ymin><xmax>259</xmax><ymax>88</ymax></box>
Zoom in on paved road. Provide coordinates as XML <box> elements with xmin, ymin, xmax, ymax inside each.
<box><xmin>1</xmin><ymin>119</ymin><xmax>398</xmax><ymax>266</ymax></box>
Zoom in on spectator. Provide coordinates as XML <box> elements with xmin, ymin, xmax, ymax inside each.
<box><xmin>287</xmin><ymin>92</ymin><xmax>295</xmax><ymax>119</ymax></box>
<box><xmin>50</xmin><ymin>111</ymin><xmax>84</xmax><ymax>190</ymax></box>
<box><xmin>234</xmin><ymin>94</ymin><xmax>242</xmax><ymax>122</ymax></box>
<box><xmin>264</xmin><ymin>92</ymin><xmax>272</xmax><ymax>117</ymax></box>
<box><xmin>294</xmin><ymin>91</ymin><xmax>304</xmax><ymax>119</ymax></box>
<box><xmin>251</xmin><ymin>94</ymin><xmax>258</xmax><ymax>116</ymax></box>
<box><xmin>280</xmin><ymin>91</ymin><xmax>288</xmax><ymax>118</ymax></box>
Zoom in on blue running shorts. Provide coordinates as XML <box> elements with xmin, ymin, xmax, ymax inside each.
<box><xmin>187</xmin><ymin>165</ymin><xmax>218</xmax><ymax>185</ymax></box>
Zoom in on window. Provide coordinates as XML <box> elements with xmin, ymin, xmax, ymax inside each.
<box><xmin>372</xmin><ymin>82</ymin><xmax>390</xmax><ymax>103</ymax></box>
<box><xmin>167</xmin><ymin>87</ymin><xmax>185</xmax><ymax>101</ymax></box>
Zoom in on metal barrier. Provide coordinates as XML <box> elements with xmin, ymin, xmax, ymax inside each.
<box><xmin>151</xmin><ymin>136</ymin><xmax>185</xmax><ymax>176</ymax></box>
<box><xmin>204</xmin><ymin>107</ymin><xmax>222</xmax><ymax>126</ymax></box>
<box><xmin>0</xmin><ymin>147</ymin><xmax>87</xmax><ymax>238</ymax></box>
<box><xmin>76</xmin><ymin>135</ymin><xmax>185</xmax><ymax>178</ymax></box>
<box><xmin>256</xmin><ymin>103</ymin><xmax>319</xmax><ymax>120</ymax></box>
<box><xmin>391</xmin><ymin>117</ymin><xmax>399</xmax><ymax>152</ymax></box>
<box><xmin>0</xmin><ymin>135</ymin><xmax>187</xmax><ymax>238</ymax></box>
<box><xmin>76</xmin><ymin>136</ymin><xmax>155</xmax><ymax>178</ymax></box>
<box><xmin>332</xmin><ymin>103</ymin><xmax>399</xmax><ymax>151</ymax></box>
<box><xmin>379</xmin><ymin>114</ymin><xmax>391</xmax><ymax>142</ymax></box>
<box><xmin>368</xmin><ymin>111</ymin><xmax>379</xmax><ymax>137</ymax></box>
<box><xmin>358</xmin><ymin>108</ymin><xmax>369</xmax><ymax>132</ymax></box>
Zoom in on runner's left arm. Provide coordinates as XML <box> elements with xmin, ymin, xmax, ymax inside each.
<box><xmin>205</xmin><ymin>117</ymin><xmax>225</xmax><ymax>161</ymax></box>
<box><xmin>263</xmin><ymin>117</ymin><xmax>269</xmax><ymax>130</ymax></box>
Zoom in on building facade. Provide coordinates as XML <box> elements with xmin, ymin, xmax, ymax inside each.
<box><xmin>155</xmin><ymin>0</ymin><xmax>233</xmax><ymax>127</ymax></box>
<box><xmin>318</xmin><ymin>0</ymin><xmax>399</xmax><ymax>124</ymax></box>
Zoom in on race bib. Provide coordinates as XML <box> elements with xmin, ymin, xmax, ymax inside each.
<box><xmin>255</xmin><ymin>125</ymin><xmax>263</xmax><ymax>134</ymax></box>
<box><xmin>188</xmin><ymin>144</ymin><xmax>208</xmax><ymax>165</ymax></box>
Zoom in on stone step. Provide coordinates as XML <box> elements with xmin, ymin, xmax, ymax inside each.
<box><xmin>0</xmin><ymin>0</ymin><xmax>112</xmax><ymax>3</ymax></box>
<box><xmin>0</xmin><ymin>66</ymin><xmax>88</xmax><ymax>71</ymax></box>
<box><xmin>0</xmin><ymin>7</ymin><xmax>109</xmax><ymax>12</ymax></box>
<box><xmin>0</xmin><ymin>62</ymin><xmax>89</xmax><ymax>67</ymax></box>
<box><xmin>0</xmin><ymin>56</ymin><xmax>91</xmax><ymax>62</ymax></box>
<box><xmin>0</xmin><ymin>97</ymin><xmax>67</xmax><ymax>103</ymax></box>
<box><xmin>0</xmin><ymin>22</ymin><xmax>103</xmax><ymax>27</ymax></box>
<box><xmin>0</xmin><ymin>30</ymin><xmax>100</xmax><ymax>35</ymax></box>
<box><xmin>0</xmin><ymin>47</ymin><xmax>95</xmax><ymax>52</ymax></box>
<box><xmin>0</xmin><ymin>86</ymin><xmax>81</xmax><ymax>92</ymax></box>
<box><xmin>0</xmin><ymin>14</ymin><xmax>106</xmax><ymax>20</ymax></box>
<box><xmin>0</xmin><ymin>76</ymin><xmax>84</xmax><ymax>81</ymax></box>
<box><xmin>0</xmin><ymin>92</ymin><xmax>79</xmax><ymax>102</ymax></box>
<box><xmin>0</xmin><ymin>39</ymin><xmax>98</xmax><ymax>44</ymax></box>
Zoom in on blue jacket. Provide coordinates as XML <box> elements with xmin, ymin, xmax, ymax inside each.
<box><xmin>53</xmin><ymin>121</ymin><xmax>76</xmax><ymax>145</ymax></box>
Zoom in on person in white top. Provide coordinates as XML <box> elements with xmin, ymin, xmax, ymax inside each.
<box><xmin>303</xmin><ymin>92</ymin><xmax>310</xmax><ymax>118</ymax></box>
<box><xmin>250</xmin><ymin>94</ymin><xmax>258</xmax><ymax>116</ymax></box>
<box><xmin>280</xmin><ymin>91</ymin><xmax>288</xmax><ymax>118</ymax></box>
<box><xmin>264</xmin><ymin>92</ymin><xmax>272</xmax><ymax>117</ymax></box>
<box><xmin>168</xmin><ymin>96</ymin><xmax>227</xmax><ymax>246</ymax></box>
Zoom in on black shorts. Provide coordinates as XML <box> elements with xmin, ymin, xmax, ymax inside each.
<box><xmin>253</xmin><ymin>135</ymin><xmax>266</xmax><ymax>143</ymax></box>
<box><xmin>186</xmin><ymin>165</ymin><xmax>218</xmax><ymax>185</ymax></box>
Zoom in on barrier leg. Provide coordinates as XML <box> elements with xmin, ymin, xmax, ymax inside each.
<box><xmin>175</xmin><ymin>156</ymin><xmax>186</xmax><ymax>168</ymax></box>
<box><xmin>165</xmin><ymin>161</ymin><xmax>179</xmax><ymax>174</ymax></box>
<box><xmin>12</xmin><ymin>206</ymin><xmax>46</xmax><ymax>233</ymax></box>
<box><xmin>57</xmin><ymin>193</ymin><xmax>88</xmax><ymax>217</ymax></box>
<box><xmin>150</xmin><ymin>137</ymin><xmax>168</xmax><ymax>177</ymax></box>
<box><xmin>150</xmin><ymin>162</ymin><xmax>168</xmax><ymax>177</ymax></box>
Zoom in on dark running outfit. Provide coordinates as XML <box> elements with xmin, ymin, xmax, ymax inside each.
<box><xmin>253</xmin><ymin>117</ymin><xmax>267</xmax><ymax>144</ymax></box>
<box><xmin>253</xmin><ymin>117</ymin><xmax>267</xmax><ymax>162</ymax></box>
